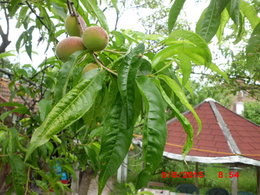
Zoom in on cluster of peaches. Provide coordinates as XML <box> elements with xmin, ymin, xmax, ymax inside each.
<box><xmin>55</xmin><ymin>14</ymin><xmax>109</xmax><ymax>65</ymax></box>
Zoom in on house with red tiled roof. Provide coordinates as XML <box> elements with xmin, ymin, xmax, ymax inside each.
<box><xmin>164</xmin><ymin>98</ymin><xmax>260</xmax><ymax>194</ymax></box>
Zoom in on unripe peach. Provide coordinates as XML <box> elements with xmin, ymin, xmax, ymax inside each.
<box><xmin>83</xmin><ymin>63</ymin><xmax>99</xmax><ymax>73</ymax></box>
<box><xmin>56</xmin><ymin>37</ymin><xmax>85</xmax><ymax>62</ymax></box>
<box><xmin>82</xmin><ymin>26</ymin><xmax>109</xmax><ymax>51</ymax></box>
<box><xmin>65</xmin><ymin>15</ymin><xmax>86</xmax><ymax>37</ymax></box>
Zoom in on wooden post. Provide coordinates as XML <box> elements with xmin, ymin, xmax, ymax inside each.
<box><xmin>230</xmin><ymin>167</ymin><xmax>238</xmax><ymax>195</ymax></box>
<box><xmin>257</xmin><ymin>166</ymin><xmax>260</xmax><ymax>195</ymax></box>
<box><xmin>117</xmin><ymin>154</ymin><xmax>128</xmax><ymax>183</ymax></box>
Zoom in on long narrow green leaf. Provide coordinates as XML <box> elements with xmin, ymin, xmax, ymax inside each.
<box><xmin>177</xmin><ymin>53</ymin><xmax>191</xmax><ymax>86</ymax></box>
<box><xmin>25</xmin><ymin>71</ymin><xmax>105</xmax><ymax>160</ymax></box>
<box><xmin>0</xmin><ymin>107</ymin><xmax>30</xmax><ymax>121</ymax></box>
<box><xmin>111</xmin><ymin>0</ymin><xmax>119</xmax><ymax>13</ymax></box>
<box><xmin>168</xmin><ymin>0</ymin><xmax>186</xmax><ymax>33</ymax></box>
<box><xmin>209</xmin><ymin>63</ymin><xmax>229</xmax><ymax>82</ymax></box>
<box><xmin>99</xmin><ymin>95</ymin><xmax>133</xmax><ymax>194</ymax></box>
<box><xmin>240</xmin><ymin>0</ymin><xmax>260</xmax><ymax>29</ymax></box>
<box><xmin>229</xmin><ymin>0</ymin><xmax>240</xmax><ymax>25</ymax></box>
<box><xmin>54</xmin><ymin>51</ymin><xmax>83</xmax><ymax>103</ymax></box>
<box><xmin>158</xmin><ymin>75</ymin><xmax>202</xmax><ymax>133</ymax></box>
<box><xmin>118</xmin><ymin>44</ymin><xmax>145</xmax><ymax>126</ymax></box>
<box><xmin>7</xmin><ymin>128</ymin><xmax>27</xmax><ymax>194</ymax></box>
<box><xmin>98</xmin><ymin>45</ymin><xmax>145</xmax><ymax>194</ymax></box>
<box><xmin>80</xmin><ymin>0</ymin><xmax>109</xmax><ymax>32</ymax></box>
<box><xmin>136</xmin><ymin>76</ymin><xmax>167</xmax><ymax>189</ymax></box>
<box><xmin>246</xmin><ymin>22</ymin><xmax>260</xmax><ymax>70</ymax></box>
<box><xmin>168</xmin><ymin>30</ymin><xmax>212</xmax><ymax>60</ymax></box>
<box><xmin>155</xmin><ymin>80</ymin><xmax>193</xmax><ymax>155</ymax></box>
<box><xmin>9</xmin><ymin>154</ymin><xmax>27</xmax><ymax>194</ymax></box>
<box><xmin>166</xmin><ymin>30</ymin><xmax>212</xmax><ymax>64</ymax></box>
<box><xmin>196</xmin><ymin>0</ymin><xmax>230</xmax><ymax>42</ymax></box>
<box><xmin>152</xmin><ymin>42</ymin><xmax>207</xmax><ymax>69</ymax></box>
<box><xmin>216</xmin><ymin>9</ymin><xmax>230</xmax><ymax>42</ymax></box>
<box><xmin>0</xmin><ymin>51</ymin><xmax>15</xmax><ymax>59</ymax></box>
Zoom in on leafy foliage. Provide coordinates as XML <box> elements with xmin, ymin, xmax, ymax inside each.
<box><xmin>243</xmin><ymin>101</ymin><xmax>260</xmax><ymax>125</ymax></box>
<box><xmin>0</xmin><ymin>0</ymin><xmax>258</xmax><ymax>194</ymax></box>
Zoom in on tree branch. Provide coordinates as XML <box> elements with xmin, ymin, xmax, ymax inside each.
<box><xmin>0</xmin><ymin>68</ymin><xmax>37</xmax><ymax>86</ymax></box>
<box><xmin>92</xmin><ymin>53</ymin><xmax>118</xmax><ymax>76</ymax></box>
<box><xmin>114</xmin><ymin>11</ymin><xmax>119</xmax><ymax>31</ymax></box>
<box><xmin>0</xmin><ymin>7</ymin><xmax>11</xmax><ymax>53</ymax></box>
<box><xmin>25</xmin><ymin>1</ymin><xmax>50</xmax><ymax>31</ymax></box>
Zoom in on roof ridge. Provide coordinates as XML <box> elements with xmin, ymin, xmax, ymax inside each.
<box><xmin>209</xmin><ymin>101</ymin><xmax>241</xmax><ymax>155</ymax></box>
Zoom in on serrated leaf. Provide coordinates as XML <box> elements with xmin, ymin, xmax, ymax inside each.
<box><xmin>38</xmin><ymin>99</ymin><xmax>53</xmax><ymax>122</ymax></box>
<box><xmin>246</xmin><ymin>22</ymin><xmax>260</xmax><ymax>71</ymax></box>
<box><xmin>216</xmin><ymin>9</ymin><xmax>230</xmax><ymax>42</ymax></box>
<box><xmin>9</xmin><ymin>154</ymin><xmax>27</xmax><ymax>194</ymax></box>
<box><xmin>177</xmin><ymin>53</ymin><xmax>192</xmax><ymax>85</ymax></box>
<box><xmin>168</xmin><ymin>0</ymin><xmax>186</xmax><ymax>33</ymax></box>
<box><xmin>118</xmin><ymin>43</ymin><xmax>145</xmax><ymax>126</ymax></box>
<box><xmin>54</xmin><ymin>51</ymin><xmax>84</xmax><ymax>103</ymax></box>
<box><xmin>240</xmin><ymin>0</ymin><xmax>260</xmax><ymax>29</ymax></box>
<box><xmin>98</xmin><ymin>45</ymin><xmax>145</xmax><ymax>194</ymax></box>
<box><xmin>16</xmin><ymin>32</ymin><xmax>25</xmax><ymax>53</ymax></box>
<box><xmin>209</xmin><ymin>63</ymin><xmax>229</xmax><ymax>82</ymax></box>
<box><xmin>196</xmin><ymin>0</ymin><xmax>230</xmax><ymax>42</ymax></box>
<box><xmin>111</xmin><ymin>0</ymin><xmax>119</xmax><ymax>13</ymax></box>
<box><xmin>25</xmin><ymin>71</ymin><xmax>105</xmax><ymax>160</ymax></box>
<box><xmin>155</xmin><ymin>80</ymin><xmax>193</xmax><ymax>155</ymax></box>
<box><xmin>84</xmin><ymin>142</ymin><xmax>100</xmax><ymax>172</ymax></box>
<box><xmin>0</xmin><ymin>107</ymin><xmax>30</xmax><ymax>121</ymax></box>
<box><xmin>16</xmin><ymin>6</ymin><xmax>28</xmax><ymax>28</ymax></box>
<box><xmin>7</xmin><ymin>127</ymin><xmax>27</xmax><ymax>194</ymax></box>
<box><xmin>155</xmin><ymin>30</ymin><xmax>212</xmax><ymax>69</ymax></box>
<box><xmin>158</xmin><ymin>75</ymin><xmax>202</xmax><ymax>133</ymax></box>
<box><xmin>229</xmin><ymin>0</ymin><xmax>240</xmax><ymax>25</ymax></box>
<box><xmin>135</xmin><ymin>76</ymin><xmax>167</xmax><ymax>189</ymax></box>
<box><xmin>80</xmin><ymin>0</ymin><xmax>109</xmax><ymax>32</ymax></box>
<box><xmin>0</xmin><ymin>51</ymin><xmax>15</xmax><ymax>59</ymax></box>
<box><xmin>152</xmin><ymin>41</ymin><xmax>208</xmax><ymax>69</ymax></box>
<box><xmin>98</xmin><ymin>95</ymin><xmax>133</xmax><ymax>194</ymax></box>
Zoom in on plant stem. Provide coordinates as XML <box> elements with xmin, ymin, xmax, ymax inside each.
<box><xmin>104</xmin><ymin>49</ymin><xmax>127</xmax><ymax>54</ymax></box>
<box><xmin>25</xmin><ymin>167</ymin><xmax>31</xmax><ymax>195</ymax></box>
<box><xmin>92</xmin><ymin>53</ymin><xmax>118</xmax><ymax>76</ymax></box>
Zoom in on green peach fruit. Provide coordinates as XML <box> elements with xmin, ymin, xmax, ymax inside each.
<box><xmin>65</xmin><ymin>15</ymin><xmax>86</xmax><ymax>37</ymax></box>
<box><xmin>82</xmin><ymin>26</ymin><xmax>109</xmax><ymax>51</ymax></box>
<box><xmin>82</xmin><ymin>63</ymin><xmax>99</xmax><ymax>73</ymax></box>
<box><xmin>56</xmin><ymin>37</ymin><xmax>85</xmax><ymax>62</ymax></box>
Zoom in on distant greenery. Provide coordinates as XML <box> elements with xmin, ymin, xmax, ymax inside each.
<box><xmin>243</xmin><ymin>101</ymin><xmax>260</xmax><ymax>125</ymax></box>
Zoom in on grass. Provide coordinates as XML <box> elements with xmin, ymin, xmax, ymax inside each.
<box><xmin>110</xmin><ymin>153</ymin><xmax>258</xmax><ymax>195</ymax></box>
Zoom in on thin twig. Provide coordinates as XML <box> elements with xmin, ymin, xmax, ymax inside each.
<box><xmin>30</xmin><ymin>63</ymin><xmax>53</xmax><ymax>80</ymax></box>
<box><xmin>0</xmin><ymin>7</ymin><xmax>11</xmax><ymax>53</ymax></box>
<box><xmin>66</xmin><ymin>0</ymin><xmax>73</xmax><ymax>15</ymax></box>
<box><xmin>25</xmin><ymin>167</ymin><xmax>31</xmax><ymax>195</ymax></box>
<box><xmin>4</xmin><ymin>5</ymin><xmax>9</xmax><ymax>36</ymax></box>
<box><xmin>67</xmin><ymin>0</ymin><xmax>85</xmax><ymax>33</ymax></box>
<box><xmin>92</xmin><ymin>53</ymin><xmax>118</xmax><ymax>76</ymax></box>
<box><xmin>25</xmin><ymin>1</ymin><xmax>50</xmax><ymax>31</ymax></box>
<box><xmin>104</xmin><ymin>49</ymin><xmax>126</xmax><ymax>54</ymax></box>
<box><xmin>114</xmin><ymin>11</ymin><xmax>119</xmax><ymax>30</ymax></box>
<box><xmin>0</xmin><ymin>68</ymin><xmax>37</xmax><ymax>86</ymax></box>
